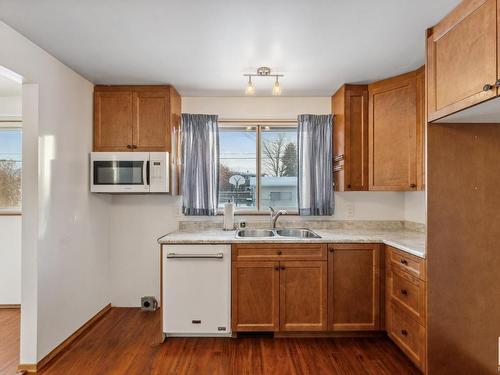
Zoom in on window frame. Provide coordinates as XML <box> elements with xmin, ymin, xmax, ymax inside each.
<box><xmin>0</xmin><ymin>121</ymin><xmax>22</xmax><ymax>215</ymax></box>
<box><xmin>218</xmin><ymin>121</ymin><xmax>299</xmax><ymax>215</ymax></box>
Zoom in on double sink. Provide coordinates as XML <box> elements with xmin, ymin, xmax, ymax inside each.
<box><xmin>236</xmin><ymin>228</ymin><xmax>321</xmax><ymax>239</ymax></box>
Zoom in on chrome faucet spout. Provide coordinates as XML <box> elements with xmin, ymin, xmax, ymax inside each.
<box><xmin>270</xmin><ymin>207</ymin><xmax>288</xmax><ymax>229</ymax></box>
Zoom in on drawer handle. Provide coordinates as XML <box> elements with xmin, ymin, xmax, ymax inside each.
<box><xmin>400</xmin><ymin>259</ymin><xmax>408</xmax><ymax>265</ymax></box>
<box><xmin>400</xmin><ymin>289</ymin><xmax>408</xmax><ymax>296</ymax></box>
<box><xmin>483</xmin><ymin>83</ymin><xmax>494</xmax><ymax>92</ymax></box>
<box><xmin>277</xmin><ymin>250</ymin><xmax>282</xmax><ymax>255</ymax></box>
<box><xmin>401</xmin><ymin>329</ymin><xmax>408</xmax><ymax>336</ymax></box>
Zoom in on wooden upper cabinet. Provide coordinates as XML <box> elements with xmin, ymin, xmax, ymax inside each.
<box><xmin>231</xmin><ymin>261</ymin><xmax>280</xmax><ymax>332</ymax></box>
<box><xmin>328</xmin><ymin>244</ymin><xmax>381</xmax><ymax>331</ymax></box>
<box><xmin>133</xmin><ymin>91</ymin><xmax>170</xmax><ymax>151</ymax></box>
<box><xmin>279</xmin><ymin>261</ymin><xmax>327</xmax><ymax>331</ymax></box>
<box><xmin>368</xmin><ymin>70</ymin><xmax>423</xmax><ymax>191</ymax></box>
<box><xmin>94</xmin><ymin>85</ymin><xmax>181</xmax><ymax>152</ymax></box>
<box><xmin>332</xmin><ymin>85</ymin><xmax>369</xmax><ymax>191</ymax></box>
<box><xmin>94</xmin><ymin>91</ymin><xmax>133</xmax><ymax>151</ymax></box>
<box><xmin>427</xmin><ymin>0</ymin><xmax>499</xmax><ymax>122</ymax></box>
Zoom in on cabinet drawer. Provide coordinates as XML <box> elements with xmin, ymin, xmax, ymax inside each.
<box><xmin>389</xmin><ymin>246</ymin><xmax>425</xmax><ymax>280</ymax></box>
<box><xmin>388</xmin><ymin>303</ymin><xmax>426</xmax><ymax>371</ymax></box>
<box><xmin>390</xmin><ymin>269</ymin><xmax>425</xmax><ymax>325</ymax></box>
<box><xmin>232</xmin><ymin>244</ymin><xmax>327</xmax><ymax>262</ymax></box>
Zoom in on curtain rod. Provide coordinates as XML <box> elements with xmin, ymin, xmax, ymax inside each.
<box><xmin>218</xmin><ymin>119</ymin><xmax>297</xmax><ymax>124</ymax></box>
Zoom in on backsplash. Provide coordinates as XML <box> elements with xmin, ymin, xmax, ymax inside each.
<box><xmin>178</xmin><ymin>219</ymin><xmax>425</xmax><ymax>233</ymax></box>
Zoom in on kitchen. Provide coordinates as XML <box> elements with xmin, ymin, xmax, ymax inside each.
<box><xmin>0</xmin><ymin>0</ymin><xmax>499</xmax><ymax>374</ymax></box>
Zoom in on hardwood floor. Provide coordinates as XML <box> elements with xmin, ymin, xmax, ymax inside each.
<box><xmin>36</xmin><ymin>308</ymin><xmax>420</xmax><ymax>375</ymax></box>
<box><xmin>0</xmin><ymin>308</ymin><xmax>20</xmax><ymax>375</ymax></box>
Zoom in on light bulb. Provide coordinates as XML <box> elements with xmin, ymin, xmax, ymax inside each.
<box><xmin>245</xmin><ymin>76</ymin><xmax>255</xmax><ymax>95</ymax></box>
<box><xmin>272</xmin><ymin>77</ymin><xmax>281</xmax><ymax>96</ymax></box>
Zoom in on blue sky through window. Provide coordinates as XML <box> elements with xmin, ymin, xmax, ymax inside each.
<box><xmin>0</xmin><ymin>129</ymin><xmax>22</xmax><ymax>162</ymax></box>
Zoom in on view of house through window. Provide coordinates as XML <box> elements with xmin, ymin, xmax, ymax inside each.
<box><xmin>0</xmin><ymin>126</ymin><xmax>22</xmax><ymax>210</ymax></box>
<box><xmin>218</xmin><ymin>124</ymin><xmax>297</xmax><ymax>212</ymax></box>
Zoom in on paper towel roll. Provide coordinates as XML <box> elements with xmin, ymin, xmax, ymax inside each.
<box><xmin>223</xmin><ymin>201</ymin><xmax>235</xmax><ymax>230</ymax></box>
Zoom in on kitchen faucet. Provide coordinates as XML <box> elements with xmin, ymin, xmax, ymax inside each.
<box><xmin>269</xmin><ymin>207</ymin><xmax>288</xmax><ymax>229</ymax></box>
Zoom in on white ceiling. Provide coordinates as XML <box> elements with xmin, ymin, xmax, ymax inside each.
<box><xmin>0</xmin><ymin>0</ymin><xmax>460</xmax><ymax>96</ymax></box>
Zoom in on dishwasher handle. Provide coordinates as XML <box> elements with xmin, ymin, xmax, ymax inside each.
<box><xmin>166</xmin><ymin>252</ymin><xmax>224</xmax><ymax>259</ymax></box>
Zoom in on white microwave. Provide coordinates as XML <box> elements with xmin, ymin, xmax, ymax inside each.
<box><xmin>90</xmin><ymin>152</ymin><xmax>169</xmax><ymax>193</ymax></box>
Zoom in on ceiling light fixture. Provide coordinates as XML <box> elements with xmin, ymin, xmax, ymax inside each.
<box><xmin>243</xmin><ymin>67</ymin><xmax>284</xmax><ymax>96</ymax></box>
<box><xmin>272</xmin><ymin>76</ymin><xmax>281</xmax><ymax>96</ymax></box>
<box><xmin>245</xmin><ymin>75</ymin><xmax>255</xmax><ymax>95</ymax></box>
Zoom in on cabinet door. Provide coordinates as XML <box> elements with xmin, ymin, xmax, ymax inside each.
<box><xmin>427</xmin><ymin>0</ymin><xmax>498</xmax><ymax>122</ymax></box>
<box><xmin>133</xmin><ymin>91</ymin><xmax>170</xmax><ymax>151</ymax></box>
<box><xmin>332</xmin><ymin>85</ymin><xmax>368</xmax><ymax>191</ymax></box>
<box><xmin>328</xmin><ymin>244</ymin><xmax>381</xmax><ymax>331</ymax></box>
<box><xmin>231</xmin><ymin>261</ymin><xmax>280</xmax><ymax>332</ymax></box>
<box><xmin>93</xmin><ymin>91</ymin><xmax>133</xmax><ymax>151</ymax></box>
<box><xmin>369</xmin><ymin>72</ymin><xmax>417</xmax><ymax>191</ymax></box>
<box><xmin>279</xmin><ymin>261</ymin><xmax>327</xmax><ymax>331</ymax></box>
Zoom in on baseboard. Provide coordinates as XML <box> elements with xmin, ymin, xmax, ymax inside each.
<box><xmin>17</xmin><ymin>303</ymin><xmax>111</xmax><ymax>373</ymax></box>
<box><xmin>0</xmin><ymin>304</ymin><xmax>21</xmax><ymax>309</ymax></box>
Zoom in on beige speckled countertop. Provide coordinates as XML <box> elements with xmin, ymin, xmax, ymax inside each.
<box><xmin>158</xmin><ymin>228</ymin><xmax>425</xmax><ymax>258</ymax></box>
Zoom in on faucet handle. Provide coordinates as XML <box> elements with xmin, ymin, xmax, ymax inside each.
<box><xmin>269</xmin><ymin>206</ymin><xmax>276</xmax><ymax>215</ymax></box>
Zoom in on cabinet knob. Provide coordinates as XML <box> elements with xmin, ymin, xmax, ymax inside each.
<box><xmin>347</xmin><ymin>184</ymin><xmax>351</xmax><ymax>189</ymax></box>
<box><xmin>400</xmin><ymin>289</ymin><xmax>408</xmax><ymax>296</ymax></box>
<box><xmin>329</xmin><ymin>248</ymin><xmax>334</xmax><ymax>253</ymax></box>
<box><xmin>274</xmin><ymin>266</ymin><xmax>279</xmax><ymax>271</ymax></box>
<box><xmin>410</xmin><ymin>183</ymin><xmax>417</xmax><ymax>188</ymax></box>
<box><xmin>280</xmin><ymin>266</ymin><xmax>285</xmax><ymax>270</ymax></box>
<box><xmin>277</xmin><ymin>250</ymin><xmax>282</xmax><ymax>255</ymax></box>
<box><xmin>401</xmin><ymin>329</ymin><xmax>408</xmax><ymax>336</ymax></box>
<box><xmin>127</xmin><ymin>144</ymin><xmax>132</xmax><ymax>149</ymax></box>
<box><xmin>132</xmin><ymin>145</ymin><xmax>138</xmax><ymax>149</ymax></box>
<box><xmin>400</xmin><ymin>259</ymin><xmax>408</xmax><ymax>265</ymax></box>
<box><xmin>483</xmin><ymin>84</ymin><xmax>494</xmax><ymax>91</ymax></box>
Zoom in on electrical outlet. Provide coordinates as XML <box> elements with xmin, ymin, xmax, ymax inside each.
<box><xmin>346</xmin><ymin>203</ymin><xmax>355</xmax><ymax>218</ymax></box>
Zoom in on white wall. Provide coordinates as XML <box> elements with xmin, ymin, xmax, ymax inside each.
<box><xmin>0</xmin><ymin>215</ymin><xmax>22</xmax><ymax>304</ymax></box>
<box><xmin>404</xmin><ymin>192</ymin><xmax>426</xmax><ymax>224</ymax></box>
<box><xmin>0</xmin><ymin>22</ymin><xmax>112</xmax><ymax>363</ymax></box>
<box><xmin>109</xmin><ymin>97</ymin><xmax>423</xmax><ymax>307</ymax></box>
<box><xmin>0</xmin><ymin>96</ymin><xmax>21</xmax><ymax>119</ymax></box>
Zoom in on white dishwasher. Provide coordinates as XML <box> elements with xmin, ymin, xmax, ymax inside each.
<box><xmin>162</xmin><ymin>244</ymin><xmax>231</xmax><ymax>337</ymax></box>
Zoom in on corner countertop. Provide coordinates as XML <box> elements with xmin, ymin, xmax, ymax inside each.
<box><xmin>158</xmin><ymin>228</ymin><xmax>425</xmax><ymax>258</ymax></box>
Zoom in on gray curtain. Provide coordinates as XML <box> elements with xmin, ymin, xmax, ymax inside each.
<box><xmin>297</xmin><ymin>114</ymin><xmax>334</xmax><ymax>216</ymax></box>
<box><xmin>181</xmin><ymin>114</ymin><xmax>219</xmax><ymax>216</ymax></box>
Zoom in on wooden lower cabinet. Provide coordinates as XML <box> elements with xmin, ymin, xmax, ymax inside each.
<box><xmin>385</xmin><ymin>245</ymin><xmax>427</xmax><ymax>372</ymax></box>
<box><xmin>231</xmin><ymin>261</ymin><xmax>280</xmax><ymax>332</ymax></box>
<box><xmin>232</xmin><ymin>244</ymin><xmax>327</xmax><ymax>333</ymax></box>
<box><xmin>328</xmin><ymin>243</ymin><xmax>381</xmax><ymax>331</ymax></box>
<box><xmin>387</xmin><ymin>303</ymin><xmax>426</xmax><ymax>371</ymax></box>
<box><xmin>279</xmin><ymin>261</ymin><xmax>327</xmax><ymax>331</ymax></box>
<box><xmin>231</xmin><ymin>243</ymin><xmax>427</xmax><ymax>373</ymax></box>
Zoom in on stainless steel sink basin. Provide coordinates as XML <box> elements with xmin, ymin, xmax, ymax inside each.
<box><xmin>275</xmin><ymin>228</ymin><xmax>321</xmax><ymax>238</ymax></box>
<box><xmin>236</xmin><ymin>229</ymin><xmax>276</xmax><ymax>238</ymax></box>
<box><xmin>235</xmin><ymin>228</ymin><xmax>321</xmax><ymax>239</ymax></box>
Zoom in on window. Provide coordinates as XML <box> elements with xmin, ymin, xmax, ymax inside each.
<box><xmin>218</xmin><ymin>124</ymin><xmax>297</xmax><ymax>212</ymax></box>
<box><xmin>0</xmin><ymin>126</ymin><xmax>22</xmax><ymax>211</ymax></box>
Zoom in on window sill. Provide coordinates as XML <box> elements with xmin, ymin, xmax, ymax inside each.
<box><xmin>216</xmin><ymin>209</ymin><xmax>299</xmax><ymax>216</ymax></box>
<box><xmin>0</xmin><ymin>209</ymin><xmax>22</xmax><ymax>216</ymax></box>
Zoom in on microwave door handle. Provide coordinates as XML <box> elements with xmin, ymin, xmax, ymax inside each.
<box><xmin>143</xmin><ymin>160</ymin><xmax>149</xmax><ymax>186</ymax></box>
<box><xmin>146</xmin><ymin>160</ymin><xmax>150</xmax><ymax>185</ymax></box>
